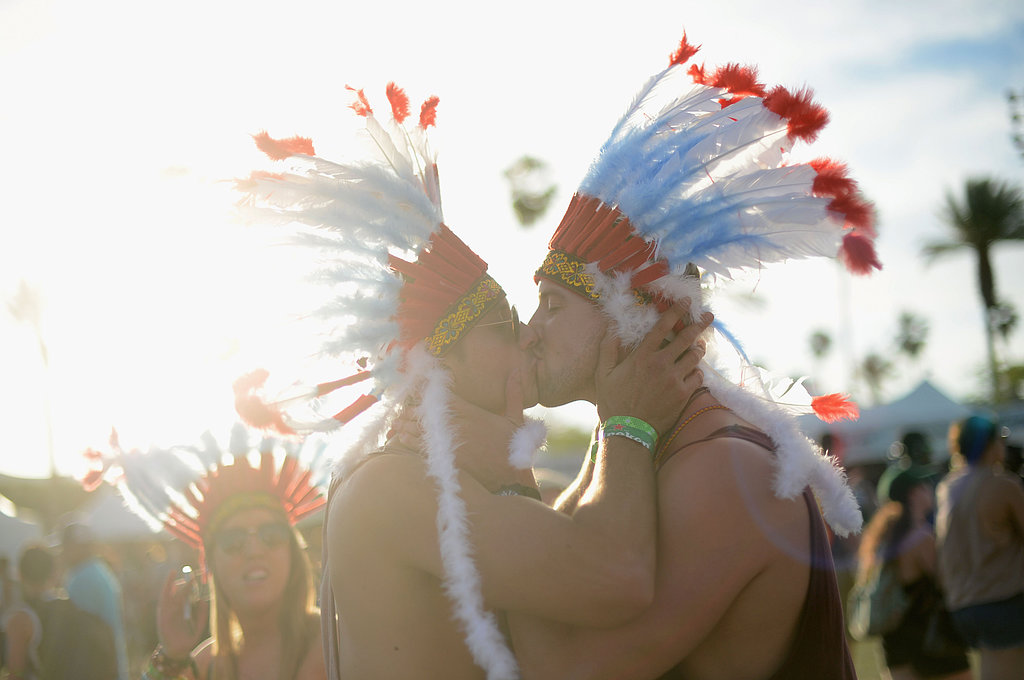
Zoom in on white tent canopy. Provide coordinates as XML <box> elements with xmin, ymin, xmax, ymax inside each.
<box><xmin>0</xmin><ymin>509</ymin><xmax>43</xmax><ymax>563</ymax></box>
<box><xmin>799</xmin><ymin>380</ymin><xmax>972</xmax><ymax>466</ymax></box>
<box><xmin>67</xmin><ymin>487</ymin><xmax>162</xmax><ymax>543</ymax></box>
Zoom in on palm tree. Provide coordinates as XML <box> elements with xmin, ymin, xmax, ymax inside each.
<box><xmin>895</xmin><ymin>311</ymin><xmax>928</xmax><ymax>361</ymax></box>
<box><xmin>924</xmin><ymin>177</ymin><xmax>1024</xmax><ymax>401</ymax></box>
<box><xmin>860</xmin><ymin>352</ymin><xmax>894</xmax><ymax>406</ymax></box>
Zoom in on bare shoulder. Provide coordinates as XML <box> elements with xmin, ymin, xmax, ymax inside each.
<box><xmin>658</xmin><ymin>430</ymin><xmax>806</xmax><ymax>555</ymax></box>
<box><xmin>659</xmin><ymin>429</ymin><xmax>788</xmax><ymax>512</ymax></box>
<box><xmin>327</xmin><ymin>450</ymin><xmax>443</xmax><ymax>567</ymax></box>
<box><xmin>330</xmin><ymin>452</ymin><xmax>433</xmax><ymax>524</ymax></box>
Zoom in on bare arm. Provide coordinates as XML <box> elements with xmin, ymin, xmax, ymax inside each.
<box><xmin>509</xmin><ymin>439</ymin><xmax>793</xmax><ymax>680</ymax></box>
<box><xmin>553</xmin><ymin>436</ymin><xmax>595</xmax><ymax>513</ymax></box>
<box><xmin>334</xmin><ymin>303</ymin><xmax>710</xmax><ymax>627</ymax></box>
<box><xmin>4</xmin><ymin>609</ymin><xmax>34</xmax><ymax>678</ymax></box>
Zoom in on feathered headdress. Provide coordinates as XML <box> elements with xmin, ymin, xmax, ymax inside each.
<box><xmin>81</xmin><ymin>423</ymin><xmax>329</xmax><ymax>560</ymax></box>
<box><xmin>535</xmin><ymin>31</ymin><xmax>880</xmax><ymax>536</ymax></box>
<box><xmin>231</xmin><ymin>85</ymin><xmax>528</xmax><ymax>680</ymax></box>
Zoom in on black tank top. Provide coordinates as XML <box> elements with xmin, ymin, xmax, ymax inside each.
<box><xmin>656</xmin><ymin>425</ymin><xmax>858</xmax><ymax>680</ymax></box>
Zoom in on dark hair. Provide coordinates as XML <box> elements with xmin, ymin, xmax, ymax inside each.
<box><xmin>901</xmin><ymin>431</ymin><xmax>932</xmax><ymax>465</ymax></box>
<box><xmin>19</xmin><ymin>544</ymin><xmax>56</xmax><ymax>588</ymax></box>
<box><xmin>954</xmin><ymin>415</ymin><xmax>999</xmax><ymax>464</ymax></box>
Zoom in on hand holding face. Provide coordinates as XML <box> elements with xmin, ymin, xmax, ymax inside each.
<box><xmin>594</xmin><ymin>299</ymin><xmax>713</xmax><ymax>436</ymax></box>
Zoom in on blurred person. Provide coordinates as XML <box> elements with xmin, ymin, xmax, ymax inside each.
<box><xmin>506</xmin><ymin>28</ymin><xmax>879</xmax><ymax>680</ymax></box>
<box><xmin>2</xmin><ymin>545</ymin><xmax>56</xmax><ymax>680</ymax></box>
<box><xmin>2</xmin><ymin>543</ymin><xmax>117</xmax><ymax>680</ymax></box>
<box><xmin>80</xmin><ymin>426</ymin><xmax>328</xmax><ymax>680</ymax></box>
<box><xmin>232</xmin><ymin>85</ymin><xmax>709</xmax><ymax>678</ymax></box>
<box><xmin>858</xmin><ymin>468</ymin><xmax>971</xmax><ymax>679</ymax></box>
<box><xmin>877</xmin><ymin>431</ymin><xmax>942</xmax><ymax>512</ymax></box>
<box><xmin>60</xmin><ymin>523</ymin><xmax>129</xmax><ymax>680</ymax></box>
<box><xmin>936</xmin><ymin>415</ymin><xmax>1024</xmax><ymax>680</ymax></box>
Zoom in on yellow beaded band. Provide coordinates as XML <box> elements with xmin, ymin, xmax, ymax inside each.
<box><xmin>424</xmin><ymin>274</ymin><xmax>505</xmax><ymax>357</ymax></box>
<box><xmin>535</xmin><ymin>249</ymin><xmax>600</xmax><ymax>300</ymax></box>
<box><xmin>535</xmin><ymin>250</ymin><xmax>653</xmax><ymax>305</ymax></box>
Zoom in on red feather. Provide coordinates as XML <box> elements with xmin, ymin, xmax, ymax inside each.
<box><xmin>232</xmin><ymin>369</ymin><xmax>297</xmax><ymax>435</ymax></box>
<box><xmin>81</xmin><ymin>469</ymin><xmax>105</xmax><ymax>492</ymax></box>
<box><xmin>386</xmin><ymin>82</ymin><xmax>411</xmax><ymax>123</ymax></box>
<box><xmin>711</xmin><ymin>64</ymin><xmax>766</xmax><ymax>100</ymax></box>
<box><xmin>829</xmin><ymin>192</ymin><xmax>876</xmax><ymax>234</ymax></box>
<box><xmin>688</xmin><ymin>63</ymin><xmax>709</xmax><ymax>85</ymax></box>
<box><xmin>419</xmin><ymin>96</ymin><xmax>439</xmax><ymax>128</ymax></box>
<box><xmin>839</xmin><ymin>231</ymin><xmax>882</xmax><ymax>275</ymax></box>
<box><xmin>811</xmin><ymin>393</ymin><xmax>860</xmax><ymax>423</ymax></box>
<box><xmin>810</xmin><ymin>158</ymin><xmax>857</xmax><ymax>198</ymax></box>
<box><xmin>762</xmin><ymin>86</ymin><xmax>830</xmax><ymax>142</ymax></box>
<box><xmin>346</xmin><ymin>85</ymin><xmax>373</xmax><ymax>117</ymax></box>
<box><xmin>669</xmin><ymin>32</ymin><xmax>701</xmax><ymax>66</ymax></box>
<box><xmin>252</xmin><ymin>131</ymin><xmax>314</xmax><ymax>160</ymax></box>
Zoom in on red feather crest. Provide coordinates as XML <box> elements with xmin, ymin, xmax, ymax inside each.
<box><xmin>839</xmin><ymin>231</ymin><xmax>882</xmax><ymax>275</ymax></box>
<box><xmin>252</xmin><ymin>131</ymin><xmax>314</xmax><ymax>160</ymax></box>
<box><xmin>386</xmin><ymin>82</ymin><xmax>411</xmax><ymax>123</ymax></box>
<box><xmin>419</xmin><ymin>96</ymin><xmax>440</xmax><ymax>128</ymax></box>
<box><xmin>346</xmin><ymin>85</ymin><xmax>373</xmax><ymax>117</ymax></box>
<box><xmin>762</xmin><ymin>86</ymin><xmax>829</xmax><ymax>142</ymax></box>
<box><xmin>811</xmin><ymin>393</ymin><xmax>860</xmax><ymax>423</ymax></box>
<box><xmin>669</xmin><ymin>32</ymin><xmax>701</xmax><ymax>66</ymax></box>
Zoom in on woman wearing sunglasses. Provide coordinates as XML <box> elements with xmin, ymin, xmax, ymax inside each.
<box><xmin>81</xmin><ymin>425</ymin><xmax>329</xmax><ymax>680</ymax></box>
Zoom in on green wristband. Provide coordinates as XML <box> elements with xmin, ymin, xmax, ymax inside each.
<box><xmin>600</xmin><ymin>416</ymin><xmax>658</xmax><ymax>454</ymax></box>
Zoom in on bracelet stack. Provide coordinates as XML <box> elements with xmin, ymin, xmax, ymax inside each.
<box><xmin>600</xmin><ymin>416</ymin><xmax>658</xmax><ymax>454</ymax></box>
<box><xmin>142</xmin><ymin>645</ymin><xmax>197</xmax><ymax>680</ymax></box>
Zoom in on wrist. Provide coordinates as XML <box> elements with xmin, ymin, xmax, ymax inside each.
<box><xmin>144</xmin><ymin>644</ymin><xmax>197</xmax><ymax>680</ymax></box>
<box><xmin>600</xmin><ymin>416</ymin><xmax>658</xmax><ymax>455</ymax></box>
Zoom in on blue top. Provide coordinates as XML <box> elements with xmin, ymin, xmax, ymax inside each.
<box><xmin>65</xmin><ymin>558</ymin><xmax>129</xmax><ymax>680</ymax></box>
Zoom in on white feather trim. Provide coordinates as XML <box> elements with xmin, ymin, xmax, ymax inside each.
<box><xmin>508</xmin><ymin>417</ymin><xmax>547</xmax><ymax>470</ymax></box>
<box><xmin>701</xmin><ymin>364</ymin><xmax>863</xmax><ymax>537</ymax></box>
<box><xmin>589</xmin><ymin>265</ymin><xmax>708</xmax><ymax>348</ymax></box>
<box><xmin>409</xmin><ymin>347</ymin><xmax>520</xmax><ymax>679</ymax></box>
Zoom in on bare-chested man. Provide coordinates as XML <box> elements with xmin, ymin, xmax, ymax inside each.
<box><xmin>500</xmin><ymin>29</ymin><xmax>876</xmax><ymax>680</ymax></box>
<box><xmin>232</xmin><ymin>88</ymin><xmax>710</xmax><ymax>679</ymax></box>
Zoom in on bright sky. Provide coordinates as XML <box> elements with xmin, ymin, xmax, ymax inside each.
<box><xmin>1</xmin><ymin>0</ymin><xmax>1022</xmax><ymax>479</ymax></box>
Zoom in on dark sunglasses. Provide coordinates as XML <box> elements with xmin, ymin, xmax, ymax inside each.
<box><xmin>213</xmin><ymin>522</ymin><xmax>290</xmax><ymax>555</ymax></box>
<box><xmin>475</xmin><ymin>305</ymin><xmax>520</xmax><ymax>343</ymax></box>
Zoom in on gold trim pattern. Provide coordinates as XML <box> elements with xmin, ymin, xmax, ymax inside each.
<box><xmin>535</xmin><ymin>250</ymin><xmax>601</xmax><ymax>300</ymax></box>
<box><xmin>425</xmin><ymin>275</ymin><xmax>505</xmax><ymax>356</ymax></box>
<box><xmin>535</xmin><ymin>250</ymin><xmax>653</xmax><ymax>304</ymax></box>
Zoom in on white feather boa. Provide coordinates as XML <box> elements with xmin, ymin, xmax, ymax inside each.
<box><xmin>409</xmin><ymin>347</ymin><xmax>520</xmax><ymax>679</ymax></box>
<box><xmin>325</xmin><ymin>345</ymin><xmax>519</xmax><ymax>678</ymax></box>
<box><xmin>508</xmin><ymin>417</ymin><xmax>547</xmax><ymax>470</ymax></box>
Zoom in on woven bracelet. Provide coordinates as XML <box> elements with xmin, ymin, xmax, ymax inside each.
<box><xmin>601</xmin><ymin>416</ymin><xmax>658</xmax><ymax>454</ymax></box>
<box><xmin>143</xmin><ymin>645</ymin><xmax>197</xmax><ymax>680</ymax></box>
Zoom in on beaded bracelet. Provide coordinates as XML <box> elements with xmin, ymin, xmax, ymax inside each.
<box><xmin>142</xmin><ymin>645</ymin><xmax>197</xmax><ymax>680</ymax></box>
<box><xmin>496</xmin><ymin>483</ymin><xmax>543</xmax><ymax>501</ymax></box>
<box><xmin>600</xmin><ymin>416</ymin><xmax>658</xmax><ymax>454</ymax></box>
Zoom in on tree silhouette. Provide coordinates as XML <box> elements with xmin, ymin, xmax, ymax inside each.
<box><xmin>924</xmin><ymin>177</ymin><xmax>1024</xmax><ymax>401</ymax></box>
<box><xmin>895</xmin><ymin>311</ymin><xmax>928</xmax><ymax>361</ymax></box>
<box><xmin>504</xmin><ymin>156</ymin><xmax>557</xmax><ymax>227</ymax></box>
<box><xmin>860</xmin><ymin>352</ymin><xmax>894</xmax><ymax>406</ymax></box>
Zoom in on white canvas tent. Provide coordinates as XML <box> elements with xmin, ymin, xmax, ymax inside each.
<box><xmin>0</xmin><ymin>509</ymin><xmax>43</xmax><ymax>563</ymax></box>
<box><xmin>70</xmin><ymin>487</ymin><xmax>162</xmax><ymax>542</ymax></box>
<box><xmin>799</xmin><ymin>380</ymin><xmax>972</xmax><ymax>466</ymax></box>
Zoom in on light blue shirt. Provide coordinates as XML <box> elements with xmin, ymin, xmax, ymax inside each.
<box><xmin>65</xmin><ymin>558</ymin><xmax>128</xmax><ymax>680</ymax></box>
